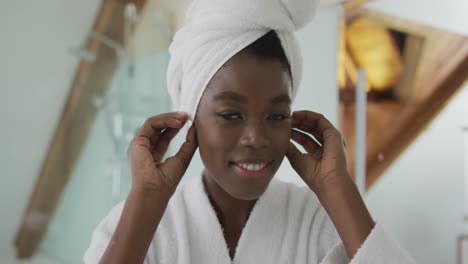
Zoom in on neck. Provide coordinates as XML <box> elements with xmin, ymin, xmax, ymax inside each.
<box><xmin>202</xmin><ymin>173</ymin><xmax>257</xmax><ymax>227</ymax></box>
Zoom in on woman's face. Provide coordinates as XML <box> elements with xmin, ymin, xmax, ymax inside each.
<box><xmin>194</xmin><ymin>52</ymin><xmax>292</xmax><ymax>200</ymax></box>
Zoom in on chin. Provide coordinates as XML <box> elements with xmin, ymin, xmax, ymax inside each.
<box><xmin>225</xmin><ymin>178</ymin><xmax>273</xmax><ymax>201</ymax></box>
<box><xmin>231</xmin><ymin>191</ymin><xmax>263</xmax><ymax>201</ymax></box>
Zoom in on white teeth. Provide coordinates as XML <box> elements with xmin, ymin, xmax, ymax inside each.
<box><xmin>237</xmin><ymin>163</ymin><xmax>267</xmax><ymax>171</ymax></box>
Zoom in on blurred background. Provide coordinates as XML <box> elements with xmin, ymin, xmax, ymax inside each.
<box><xmin>0</xmin><ymin>0</ymin><xmax>467</xmax><ymax>263</ymax></box>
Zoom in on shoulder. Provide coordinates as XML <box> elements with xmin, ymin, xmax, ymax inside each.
<box><xmin>261</xmin><ymin>179</ymin><xmax>331</xmax><ymax>231</ymax></box>
<box><xmin>270</xmin><ymin>179</ymin><xmax>323</xmax><ymax>213</ymax></box>
<box><xmin>83</xmin><ymin>181</ymin><xmax>192</xmax><ymax>264</ymax></box>
<box><xmin>83</xmin><ymin>201</ymin><xmax>125</xmax><ymax>263</ymax></box>
<box><xmin>270</xmin><ymin>179</ymin><xmax>341</xmax><ymax>241</ymax></box>
<box><xmin>91</xmin><ymin>200</ymin><xmax>125</xmax><ymax>238</ymax></box>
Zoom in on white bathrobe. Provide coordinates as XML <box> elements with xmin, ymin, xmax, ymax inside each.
<box><xmin>84</xmin><ymin>174</ymin><xmax>416</xmax><ymax>263</ymax></box>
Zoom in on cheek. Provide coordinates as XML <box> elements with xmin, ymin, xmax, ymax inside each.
<box><xmin>196</xmin><ymin>120</ymin><xmax>239</xmax><ymax>161</ymax></box>
<box><xmin>270</xmin><ymin>123</ymin><xmax>291</xmax><ymax>152</ymax></box>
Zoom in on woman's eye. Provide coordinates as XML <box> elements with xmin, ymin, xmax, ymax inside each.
<box><xmin>219</xmin><ymin>112</ymin><xmax>243</xmax><ymax>120</ymax></box>
<box><xmin>269</xmin><ymin>114</ymin><xmax>290</xmax><ymax>121</ymax></box>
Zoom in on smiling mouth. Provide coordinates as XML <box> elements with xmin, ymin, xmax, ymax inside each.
<box><xmin>230</xmin><ymin>161</ymin><xmax>273</xmax><ymax>180</ymax></box>
<box><xmin>235</xmin><ymin>162</ymin><xmax>268</xmax><ymax>171</ymax></box>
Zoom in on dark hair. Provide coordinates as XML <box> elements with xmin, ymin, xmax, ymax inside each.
<box><xmin>241</xmin><ymin>30</ymin><xmax>292</xmax><ymax>77</ymax></box>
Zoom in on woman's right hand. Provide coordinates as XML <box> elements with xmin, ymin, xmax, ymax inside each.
<box><xmin>127</xmin><ymin>112</ymin><xmax>198</xmax><ymax>195</ymax></box>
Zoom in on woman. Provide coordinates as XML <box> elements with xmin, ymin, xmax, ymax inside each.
<box><xmin>84</xmin><ymin>0</ymin><xmax>415</xmax><ymax>263</ymax></box>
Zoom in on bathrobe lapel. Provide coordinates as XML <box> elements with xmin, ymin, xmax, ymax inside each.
<box><xmin>186</xmin><ymin>176</ymin><xmax>288</xmax><ymax>264</ymax></box>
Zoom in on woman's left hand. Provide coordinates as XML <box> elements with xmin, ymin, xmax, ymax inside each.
<box><xmin>286</xmin><ymin>110</ymin><xmax>349</xmax><ymax>194</ymax></box>
<box><xmin>287</xmin><ymin>111</ymin><xmax>375</xmax><ymax>259</ymax></box>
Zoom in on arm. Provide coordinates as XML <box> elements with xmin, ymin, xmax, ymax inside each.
<box><xmin>99</xmin><ymin>187</ymin><xmax>172</xmax><ymax>263</ymax></box>
<box><xmin>315</xmin><ymin>174</ymin><xmax>374</xmax><ymax>258</ymax></box>
<box><xmin>98</xmin><ymin>112</ymin><xmax>198</xmax><ymax>263</ymax></box>
<box><xmin>286</xmin><ymin>110</ymin><xmax>373</xmax><ymax>258</ymax></box>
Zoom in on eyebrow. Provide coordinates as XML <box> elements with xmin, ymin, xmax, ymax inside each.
<box><xmin>212</xmin><ymin>91</ymin><xmax>247</xmax><ymax>103</ymax></box>
<box><xmin>212</xmin><ymin>91</ymin><xmax>291</xmax><ymax>105</ymax></box>
<box><xmin>271</xmin><ymin>94</ymin><xmax>291</xmax><ymax>105</ymax></box>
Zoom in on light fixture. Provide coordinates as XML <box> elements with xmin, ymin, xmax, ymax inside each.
<box><xmin>346</xmin><ymin>18</ymin><xmax>403</xmax><ymax>92</ymax></box>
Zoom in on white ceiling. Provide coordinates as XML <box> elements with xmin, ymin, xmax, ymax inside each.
<box><xmin>0</xmin><ymin>0</ymin><xmax>466</xmax><ymax>262</ymax></box>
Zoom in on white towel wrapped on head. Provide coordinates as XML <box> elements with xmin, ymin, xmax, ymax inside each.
<box><xmin>167</xmin><ymin>0</ymin><xmax>318</xmax><ymax>121</ymax></box>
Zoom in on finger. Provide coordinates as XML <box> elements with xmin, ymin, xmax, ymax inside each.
<box><xmin>137</xmin><ymin>112</ymin><xmax>188</xmax><ymax>141</ymax></box>
<box><xmin>292</xmin><ymin>123</ymin><xmax>323</xmax><ymax>146</ymax></box>
<box><xmin>290</xmin><ymin>129</ymin><xmax>322</xmax><ymax>160</ymax></box>
<box><xmin>174</xmin><ymin>125</ymin><xmax>198</xmax><ymax>165</ymax></box>
<box><xmin>149</xmin><ymin>117</ymin><xmax>187</xmax><ymax>146</ymax></box>
<box><xmin>293</xmin><ymin>112</ymin><xmax>347</xmax><ymax>162</ymax></box>
<box><xmin>151</xmin><ymin>126</ymin><xmax>182</xmax><ymax>163</ymax></box>
<box><xmin>291</xmin><ymin>111</ymin><xmax>337</xmax><ymax>143</ymax></box>
<box><xmin>160</xmin><ymin>125</ymin><xmax>198</xmax><ymax>180</ymax></box>
<box><xmin>128</xmin><ymin>113</ymin><xmax>188</xmax><ymax>160</ymax></box>
<box><xmin>286</xmin><ymin>142</ymin><xmax>307</xmax><ymax>176</ymax></box>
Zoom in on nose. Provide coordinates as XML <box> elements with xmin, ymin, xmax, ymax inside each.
<box><xmin>239</xmin><ymin>120</ymin><xmax>269</xmax><ymax>149</ymax></box>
